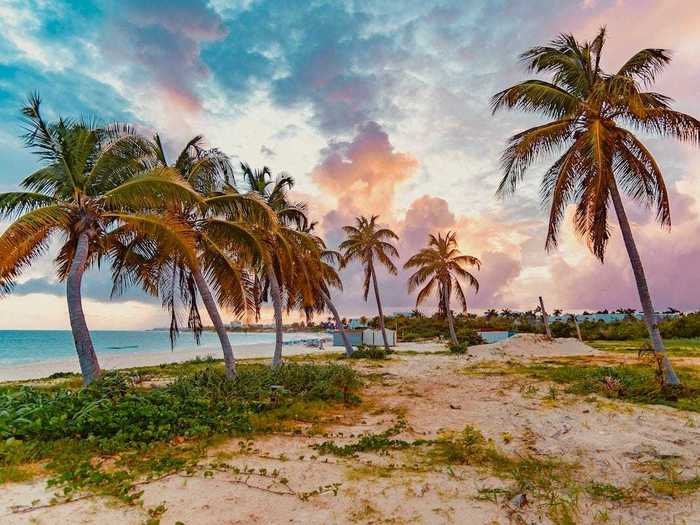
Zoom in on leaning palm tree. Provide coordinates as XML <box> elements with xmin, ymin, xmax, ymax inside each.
<box><xmin>111</xmin><ymin>136</ymin><xmax>273</xmax><ymax>378</ymax></box>
<box><xmin>240</xmin><ymin>164</ymin><xmax>309</xmax><ymax>368</ymax></box>
<box><xmin>339</xmin><ymin>215</ymin><xmax>399</xmax><ymax>351</ymax></box>
<box><xmin>291</xmin><ymin>222</ymin><xmax>354</xmax><ymax>356</ymax></box>
<box><xmin>491</xmin><ymin>28</ymin><xmax>700</xmax><ymax>385</ymax></box>
<box><xmin>404</xmin><ymin>231</ymin><xmax>480</xmax><ymax>344</ymax></box>
<box><xmin>0</xmin><ymin>95</ymin><xmax>200</xmax><ymax>384</ymax></box>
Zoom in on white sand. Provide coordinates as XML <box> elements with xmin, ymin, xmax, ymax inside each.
<box><xmin>0</xmin><ymin>341</ymin><xmax>340</xmax><ymax>382</ymax></box>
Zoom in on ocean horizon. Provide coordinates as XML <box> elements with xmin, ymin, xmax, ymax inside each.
<box><xmin>0</xmin><ymin>330</ymin><xmax>326</xmax><ymax>367</ymax></box>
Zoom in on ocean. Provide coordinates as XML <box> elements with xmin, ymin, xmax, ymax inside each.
<box><xmin>0</xmin><ymin>330</ymin><xmax>325</xmax><ymax>367</ymax></box>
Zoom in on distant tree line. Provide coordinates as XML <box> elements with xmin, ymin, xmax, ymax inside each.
<box><xmin>374</xmin><ymin>310</ymin><xmax>700</xmax><ymax>343</ymax></box>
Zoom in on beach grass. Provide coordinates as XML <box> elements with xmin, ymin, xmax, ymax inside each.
<box><xmin>589</xmin><ymin>338</ymin><xmax>700</xmax><ymax>357</ymax></box>
<box><xmin>471</xmin><ymin>356</ymin><xmax>700</xmax><ymax>412</ymax></box>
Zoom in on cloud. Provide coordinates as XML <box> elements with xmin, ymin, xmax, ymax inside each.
<box><xmin>260</xmin><ymin>145</ymin><xmax>276</xmax><ymax>158</ymax></box>
<box><xmin>312</xmin><ymin>121</ymin><xmax>418</xmax><ymax>232</ymax></box>
<box><xmin>204</xmin><ymin>1</ymin><xmax>399</xmax><ymax>133</ymax></box>
<box><xmin>98</xmin><ymin>0</ymin><xmax>227</xmax><ymax>112</ymax></box>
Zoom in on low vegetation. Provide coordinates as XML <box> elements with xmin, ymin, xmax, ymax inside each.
<box><xmin>588</xmin><ymin>338</ymin><xmax>700</xmax><ymax>357</ymax></box>
<box><xmin>387</xmin><ymin>311</ymin><xmax>700</xmax><ymax>344</ymax></box>
<box><xmin>474</xmin><ymin>358</ymin><xmax>700</xmax><ymax>412</ymax></box>
<box><xmin>0</xmin><ymin>362</ymin><xmax>360</xmax><ymax>502</ymax></box>
<box><xmin>346</xmin><ymin>345</ymin><xmax>391</xmax><ymax>360</ymax></box>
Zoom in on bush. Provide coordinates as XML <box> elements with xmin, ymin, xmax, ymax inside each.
<box><xmin>454</xmin><ymin>329</ymin><xmax>485</xmax><ymax>346</ymax></box>
<box><xmin>349</xmin><ymin>345</ymin><xmax>389</xmax><ymax>360</ymax></box>
<box><xmin>0</xmin><ymin>363</ymin><xmax>360</xmax><ymax>462</ymax></box>
<box><xmin>448</xmin><ymin>341</ymin><xmax>470</xmax><ymax>354</ymax></box>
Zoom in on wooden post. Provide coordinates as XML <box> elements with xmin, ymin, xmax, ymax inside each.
<box><xmin>539</xmin><ymin>296</ymin><xmax>552</xmax><ymax>339</ymax></box>
<box><xmin>571</xmin><ymin>314</ymin><xmax>582</xmax><ymax>341</ymax></box>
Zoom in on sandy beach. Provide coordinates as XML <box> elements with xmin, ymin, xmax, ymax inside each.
<box><xmin>3</xmin><ymin>336</ymin><xmax>699</xmax><ymax>524</ymax></box>
<box><xmin>0</xmin><ymin>340</ymin><xmax>338</xmax><ymax>382</ymax></box>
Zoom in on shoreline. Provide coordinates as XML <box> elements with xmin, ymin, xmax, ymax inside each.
<box><xmin>0</xmin><ymin>339</ymin><xmax>337</xmax><ymax>382</ymax></box>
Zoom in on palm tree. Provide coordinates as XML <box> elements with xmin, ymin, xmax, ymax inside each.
<box><xmin>111</xmin><ymin>136</ymin><xmax>273</xmax><ymax>378</ymax></box>
<box><xmin>403</xmin><ymin>231</ymin><xmax>480</xmax><ymax>344</ymax></box>
<box><xmin>339</xmin><ymin>215</ymin><xmax>399</xmax><ymax>351</ymax></box>
<box><xmin>491</xmin><ymin>28</ymin><xmax>700</xmax><ymax>385</ymax></box>
<box><xmin>0</xmin><ymin>95</ymin><xmax>200</xmax><ymax>384</ymax></box>
<box><xmin>293</xmin><ymin>223</ymin><xmax>354</xmax><ymax>356</ymax></box>
<box><xmin>240</xmin><ymin>164</ymin><xmax>309</xmax><ymax>368</ymax></box>
<box><xmin>484</xmin><ymin>308</ymin><xmax>499</xmax><ymax>319</ymax></box>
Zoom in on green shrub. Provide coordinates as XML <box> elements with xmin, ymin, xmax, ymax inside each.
<box><xmin>0</xmin><ymin>363</ymin><xmax>360</xmax><ymax>464</ymax></box>
<box><xmin>349</xmin><ymin>345</ymin><xmax>389</xmax><ymax>360</ymax></box>
<box><xmin>448</xmin><ymin>341</ymin><xmax>470</xmax><ymax>354</ymax></box>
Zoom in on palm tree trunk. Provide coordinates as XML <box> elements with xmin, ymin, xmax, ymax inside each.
<box><xmin>268</xmin><ymin>267</ymin><xmax>285</xmax><ymax>368</ymax></box>
<box><xmin>322</xmin><ymin>290</ymin><xmax>353</xmax><ymax>356</ymax></box>
<box><xmin>369</xmin><ymin>263</ymin><xmax>391</xmax><ymax>351</ymax></box>
<box><xmin>571</xmin><ymin>315</ymin><xmax>583</xmax><ymax>342</ymax></box>
<box><xmin>609</xmin><ymin>180</ymin><xmax>680</xmax><ymax>385</ymax></box>
<box><xmin>191</xmin><ymin>266</ymin><xmax>236</xmax><ymax>378</ymax></box>
<box><xmin>446</xmin><ymin>309</ymin><xmax>458</xmax><ymax>345</ymax></box>
<box><xmin>443</xmin><ymin>285</ymin><xmax>458</xmax><ymax>345</ymax></box>
<box><xmin>67</xmin><ymin>231</ymin><xmax>101</xmax><ymax>385</ymax></box>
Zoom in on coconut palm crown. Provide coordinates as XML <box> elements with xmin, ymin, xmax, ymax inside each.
<box><xmin>404</xmin><ymin>231</ymin><xmax>480</xmax><ymax>344</ymax></box>
<box><xmin>0</xmin><ymin>95</ymin><xmax>200</xmax><ymax>384</ymax></box>
<box><xmin>491</xmin><ymin>28</ymin><xmax>700</xmax><ymax>384</ymax></box>
<box><xmin>110</xmin><ymin>136</ymin><xmax>274</xmax><ymax>378</ymax></box>
<box><xmin>339</xmin><ymin>215</ymin><xmax>399</xmax><ymax>350</ymax></box>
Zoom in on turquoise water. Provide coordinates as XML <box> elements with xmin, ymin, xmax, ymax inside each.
<box><xmin>0</xmin><ymin>330</ymin><xmax>323</xmax><ymax>366</ymax></box>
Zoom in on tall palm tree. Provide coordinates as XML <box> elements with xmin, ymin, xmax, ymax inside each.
<box><xmin>111</xmin><ymin>136</ymin><xmax>273</xmax><ymax>378</ymax></box>
<box><xmin>339</xmin><ymin>215</ymin><xmax>399</xmax><ymax>351</ymax></box>
<box><xmin>491</xmin><ymin>28</ymin><xmax>700</xmax><ymax>385</ymax></box>
<box><xmin>240</xmin><ymin>164</ymin><xmax>309</xmax><ymax>368</ymax></box>
<box><xmin>292</xmin><ymin>222</ymin><xmax>354</xmax><ymax>356</ymax></box>
<box><xmin>403</xmin><ymin>231</ymin><xmax>480</xmax><ymax>344</ymax></box>
<box><xmin>0</xmin><ymin>95</ymin><xmax>200</xmax><ymax>384</ymax></box>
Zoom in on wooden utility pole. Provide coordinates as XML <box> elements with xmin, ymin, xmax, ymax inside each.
<box><xmin>571</xmin><ymin>314</ymin><xmax>582</xmax><ymax>341</ymax></box>
<box><xmin>539</xmin><ymin>296</ymin><xmax>552</xmax><ymax>339</ymax></box>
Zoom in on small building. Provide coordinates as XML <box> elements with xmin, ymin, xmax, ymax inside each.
<box><xmin>348</xmin><ymin>318</ymin><xmax>369</xmax><ymax>329</ymax></box>
<box><xmin>362</xmin><ymin>328</ymin><xmax>396</xmax><ymax>347</ymax></box>
<box><xmin>332</xmin><ymin>330</ymin><xmax>363</xmax><ymax>347</ymax></box>
<box><xmin>332</xmin><ymin>328</ymin><xmax>397</xmax><ymax>347</ymax></box>
<box><xmin>477</xmin><ymin>330</ymin><xmax>514</xmax><ymax>343</ymax></box>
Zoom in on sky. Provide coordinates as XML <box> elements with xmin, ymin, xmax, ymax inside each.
<box><xmin>0</xmin><ymin>0</ymin><xmax>699</xmax><ymax>329</ymax></box>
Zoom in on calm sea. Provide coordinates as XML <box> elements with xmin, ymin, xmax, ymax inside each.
<box><xmin>0</xmin><ymin>330</ymin><xmax>324</xmax><ymax>367</ymax></box>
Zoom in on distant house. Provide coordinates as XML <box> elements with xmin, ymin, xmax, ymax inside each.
<box><xmin>228</xmin><ymin>320</ymin><xmax>243</xmax><ymax>329</ymax></box>
<box><xmin>348</xmin><ymin>318</ymin><xmax>368</xmax><ymax>329</ymax></box>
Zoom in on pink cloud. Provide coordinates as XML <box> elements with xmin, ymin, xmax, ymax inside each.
<box><xmin>312</xmin><ymin>121</ymin><xmax>418</xmax><ymax>249</ymax></box>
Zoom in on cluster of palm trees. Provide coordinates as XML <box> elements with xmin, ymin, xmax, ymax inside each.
<box><xmin>0</xmin><ymin>95</ymin><xmax>354</xmax><ymax>384</ymax></box>
<box><xmin>339</xmin><ymin>216</ymin><xmax>482</xmax><ymax>350</ymax></box>
<box><xmin>1</xmin><ymin>29</ymin><xmax>697</xmax><ymax>387</ymax></box>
